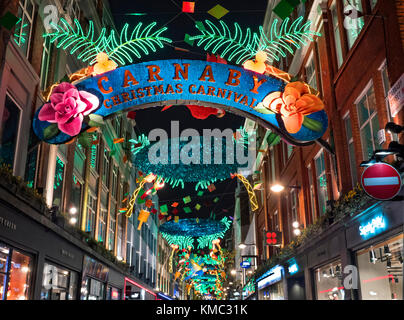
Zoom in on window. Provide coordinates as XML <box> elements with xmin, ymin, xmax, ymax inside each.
<box><xmin>102</xmin><ymin>148</ymin><xmax>110</xmax><ymax>187</ymax></box>
<box><xmin>370</xmin><ymin>0</ymin><xmax>378</xmax><ymax>10</ymax></box>
<box><xmin>315</xmin><ymin>151</ymin><xmax>328</xmax><ymax>215</ymax></box>
<box><xmin>41</xmin><ymin>263</ymin><xmax>78</xmax><ymax>300</ymax></box>
<box><xmin>356</xmin><ymin>234</ymin><xmax>403</xmax><ymax>300</ymax></box>
<box><xmin>273</xmin><ymin>210</ymin><xmax>279</xmax><ymax>231</ymax></box>
<box><xmin>0</xmin><ymin>243</ymin><xmax>32</xmax><ymax>300</ymax></box>
<box><xmin>290</xmin><ymin>189</ymin><xmax>298</xmax><ymax>224</ymax></box>
<box><xmin>108</xmin><ymin>210</ymin><xmax>116</xmax><ymax>251</ymax></box>
<box><xmin>113</xmin><ymin>116</ymin><xmax>121</xmax><ymax>137</ymax></box>
<box><xmin>0</xmin><ymin>95</ymin><xmax>21</xmax><ymax>169</ymax></box>
<box><xmin>86</xmin><ymin>192</ymin><xmax>97</xmax><ymax>236</ymax></box>
<box><xmin>111</xmin><ymin>165</ymin><xmax>118</xmax><ymax>198</ymax></box>
<box><xmin>330</xmin><ymin>1</ymin><xmax>343</xmax><ymax>68</ymax></box>
<box><xmin>343</xmin><ymin>0</ymin><xmax>364</xmax><ymax>49</ymax></box>
<box><xmin>307</xmin><ymin>165</ymin><xmax>316</xmax><ymax>222</ymax></box>
<box><xmin>90</xmin><ymin>134</ymin><xmax>99</xmax><ymax>171</ymax></box>
<box><xmin>357</xmin><ymin>84</ymin><xmax>380</xmax><ymax>160</ymax></box>
<box><xmin>40</xmin><ymin>36</ymin><xmax>53</xmax><ymax>90</ymax></box>
<box><xmin>344</xmin><ymin>114</ymin><xmax>358</xmax><ymax>187</ymax></box>
<box><xmin>24</xmin><ymin>128</ymin><xmax>40</xmax><ymax>188</ymax></box>
<box><xmin>13</xmin><ymin>0</ymin><xmax>35</xmax><ymax>57</ymax></box>
<box><xmin>314</xmin><ymin>260</ymin><xmax>344</xmax><ymax>300</ymax></box>
<box><xmin>270</xmin><ymin>148</ymin><xmax>275</xmax><ymax>184</ymax></box>
<box><xmin>64</xmin><ymin>0</ymin><xmax>81</xmax><ymax>21</ymax></box>
<box><xmin>305</xmin><ymin>54</ymin><xmax>317</xmax><ymax>90</ymax></box>
<box><xmin>53</xmin><ymin>156</ymin><xmax>65</xmax><ymax>207</ymax></box>
<box><xmin>98</xmin><ymin>206</ymin><xmax>107</xmax><ymax>243</ymax></box>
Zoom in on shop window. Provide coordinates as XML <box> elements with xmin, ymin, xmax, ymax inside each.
<box><xmin>0</xmin><ymin>244</ymin><xmax>32</xmax><ymax>300</ymax></box>
<box><xmin>343</xmin><ymin>0</ymin><xmax>364</xmax><ymax>49</ymax></box>
<box><xmin>356</xmin><ymin>84</ymin><xmax>380</xmax><ymax>160</ymax></box>
<box><xmin>74</xmin><ymin>146</ymin><xmax>86</xmax><ymax>178</ymax></box>
<box><xmin>330</xmin><ymin>1</ymin><xmax>343</xmax><ymax>68</ymax></box>
<box><xmin>344</xmin><ymin>114</ymin><xmax>358</xmax><ymax>188</ymax></box>
<box><xmin>314</xmin><ymin>260</ymin><xmax>344</xmax><ymax>300</ymax></box>
<box><xmin>53</xmin><ymin>156</ymin><xmax>65</xmax><ymax>207</ymax></box>
<box><xmin>305</xmin><ymin>54</ymin><xmax>317</xmax><ymax>90</ymax></box>
<box><xmin>41</xmin><ymin>263</ymin><xmax>78</xmax><ymax>300</ymax></box>
<box><xmin>111</xmin><ymin>165</ymin><xmax>118</xmax><ymax>198</ymax></box>
<box><xmin>315</xmin><ymin>150</ymin><xmax>328</xmax><ymax>215</ymax></box>
<box><xmin>0</xmin><ymin>95</ymin><xmax>21</xmax><ymax>169</ymax></box>
<box><xmin>357</xmin><ymin>234</ymin><xmax>403</xmax><ymax>300</ymax></box>
<box><xmin>107</xmin><ymin>286</ymin><xmax>121</xmax><ymax>300</ymax></box>
<box><xmin>81</xmin><ymin>278</ymin><xmax>105</xmax><ymax>300</ymax></box>
<box><xmin>13</xmin><ymin>0</ymin><xmax>35</xmax><ymax>57</ymax></box>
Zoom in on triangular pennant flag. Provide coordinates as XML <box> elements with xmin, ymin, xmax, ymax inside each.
<box><xmin>195</xmin><ymin>21</ymin><xmax>206</xmax><ymax>32</ymax></box>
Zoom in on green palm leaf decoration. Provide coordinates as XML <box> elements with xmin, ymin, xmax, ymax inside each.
<box><xmin>189</xmin><ymin>20</ymin><xmax>256</xmax><ymax>64</ymax></box>
<box><xmin>44</xmin><ymin>19</ymin><xmax>172</xmax><ymax>66</ymax></box>
<box><xmin>190</xmin><ymin>17</ymin><xmax>320</xmax><ymax>65</ymax></box>
<box><xmin>45</xmin><ymin>18</ymin><xmax>108</xmax><ymax>64</ymax></box>
<box><xmin>105</xmin><ymin>22</ymin><xmax>172</xmax><ymax>65</ymax></box>
<box><xmin>256</xmin><ymin>16</ymin><xmax>321</xmax><ymax>62</ymax></box>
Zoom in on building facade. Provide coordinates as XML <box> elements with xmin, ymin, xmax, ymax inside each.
<box><xmin>245</xmin><ymin>0</ymin><xmax>404</xmax><ymax>300</ymax></box>
<box><xmin>0</xmin><ymin>0</ymin><xmax>158</xmax><ymax>300</ymax></box>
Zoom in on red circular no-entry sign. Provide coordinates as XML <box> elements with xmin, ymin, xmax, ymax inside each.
<box><xmin>361</xmin><ymin>163</ymin><xmax>402</xmax><ymax>200</ymax></box>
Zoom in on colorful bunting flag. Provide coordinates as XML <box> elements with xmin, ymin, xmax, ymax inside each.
<box><xmin>145</xmin><ymin>199</ymin><xmax>153</xmax><ymax>208</ymax></box>
<box><xmin>172</xmin><ymin>208</ymin><xmax>179</xmax><ymax>215</ymax></box>
<box><xmin>184</xmin><ymin>207</ymin><xmax>192</xmax><ymax>213</ymax></box>
<box><xmin>174</xmin><ymin>215</ymin><xmax>180</xmax><ymax>223</ymax></box>
<box><xmin>184</xmin><ymin>33</ymin><xmax>194</xmax><ymax>46</ymax></box>
<box><xmin>160</xmin><ymin>204</ymin><xmax>168</xmax><ymax>212</ymax></box>
<box><xmin>195</xmin><ymin>204</ymin><xmax>201</xmax><ymax>210</ymax></box>
<box><xmin>213</xmin><ymin>197</ymin><xmax>219</xmax><ymax>203</ymax></box>
<box><xmin>273</xmin><ymin>0</ymin><xmax>295</xmax><ymax>20</ymax></box>
<box><xmin>183</xmin><ymin>196</ymin><xmax>192</xmax><ymax>204</ymax></box>
<box><xmin>182</xmin><ymin>1</ymin><xmax>195</xmax><ymax>13</ymax></box>
<box><xmin>207</xmin><ymin>184</ymin><xmax>216</xmax><ymax>192</ymax></box>
<box><xmin>197</xmin><ymin>191</ymin><xmax>204</xmax><ymax>196</ymax></box>
<box><xmin>207</xmin><ymin>4</ymin><xmax>229</xmax><ymax>19</ymax></box>
<box><xmin>172</xmin><ymin>202</ymin><xmax>179</xmax><ymax>207</ymax></box>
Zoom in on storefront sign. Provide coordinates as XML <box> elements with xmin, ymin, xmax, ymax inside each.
<box><xmin>33</xmin><ymin>59</ymin><xmax>328</xmax><ymax>145</ymax></box>
<box><xmin>0</xmin><ymin>216</ymin><xmax>17</xmax><ymax>231</ymax></box>
<box><xmin>359</xmin><ymin>215</ymin><xmax>387</xmax><ymax>239</ymax></box>
<box><xmin>61</xmin><ymin>249</ymin><xmax>75</xmax><ymax>260</ymax></box>
<box><xmin>242</xmin><ymin>279</ymin><xmax>256</xmax><ymax>298</ymax></box>
<box><xmin>257</xmin><ymin>265</ymin><xmax>283</xmax><ymax>290</ymax></box>
<box><xmin>240</xmin><ymin>260</ymin><xmax>251</xmax><ymax>269</ymax></box>
<box><xmin>288</xmin><ymin>263</ymin><xmax>299</xmax><ymax>275</ymax></box>
<box><xmin>388</xmin><ymin>73</ymin><xmax>404</xmax><ymax>118</ymax></box>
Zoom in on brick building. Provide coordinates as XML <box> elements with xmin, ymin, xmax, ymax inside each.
<box><xmin>245</xmin><ymin>0</ymin><xmax>404</xmax><ymax>300</ymax></box>
<box><xmin>0</xmin><ymin>0</ymin><xmax>159</xmax><ymax>300</ymax></box>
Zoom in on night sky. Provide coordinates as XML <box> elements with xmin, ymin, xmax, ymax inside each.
<box><xmin>109</xmin><ymin>0</ymin><xmax>268</xmax><ymax>221</ymax></box>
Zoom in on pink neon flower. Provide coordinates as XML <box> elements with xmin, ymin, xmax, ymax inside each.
<box><xmin>38</xmin><ymin>82</ymin><xmax>99</xmax><ymax>136</ymax></box>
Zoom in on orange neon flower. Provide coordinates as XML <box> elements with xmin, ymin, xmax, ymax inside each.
<box><xmin>93</xmin><ymin>52</ymin><xmax>117</xmax><ymax>75</ymax></box>
<box><xmin>243</xmin><ymin>51</ymin><xmax>268</xmax><ymax>74</ymax></box>
<box><xmin>262</xmin><ymin>81</ymin><xmax>324</xmax><ymax>133</ymax></box>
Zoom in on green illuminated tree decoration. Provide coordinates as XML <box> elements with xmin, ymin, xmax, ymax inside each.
<box><xmin>189</xmin><ymin>17</ymin><xmax>320</xmax><ymax>64</ymax></box>
<box><xmin>44</xmin><ymin>19</ymin><xmax>172</xmax><ymax>65</ymax></box>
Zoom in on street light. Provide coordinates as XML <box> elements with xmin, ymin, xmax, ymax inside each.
<box><xmin>270</xmin><ymin>184</ymin><xmax>301</xmax><ymax>193</ymax></box>
<box><xmin>238</xmin><ymin>243</ymin><xmax>247</xmax><ymax>249</ymax></box>
<box><xmin>231</xmin><ymin>269</ymin><xmax>237</xmax><ymax>275</ymax></box>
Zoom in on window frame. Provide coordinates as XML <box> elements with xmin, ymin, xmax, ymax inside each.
<box><xmin>14</xmin><ymin>0</ymin><xmax>35</xmax><ymax>58</ymax></box>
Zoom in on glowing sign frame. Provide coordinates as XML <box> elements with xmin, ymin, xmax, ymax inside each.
<box><xmin>33</xmin><ymin>59</ymin><xmax>328</xmax><ymax>146</ymax></box>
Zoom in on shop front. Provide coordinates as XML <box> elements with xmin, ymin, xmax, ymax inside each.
<box><xmin>285</xmin><ymin>258</ymin><xmax>306</xmax><ymax>300</ymax></box>
<box><xmin>256</xmin><ymin>265</ymin><xmax>285</xmax><ymax>300</ymax></box>
<box><xmin>346</xmin><ymin>201</ymin><xmax>404</xmax><ymax>300</ymax></box>
<box><xmin>124</xmin><ymin>277</ymin><xmax>157</xmax><ymax>300</ymax></box>
<box><xmin>80</xmin><ymin>255</ymin><xmax>109</xmax><ymax>300</ymax></box>
<box><xmin>242</xmin><ymin>278</ymin><xmax>257</xmax><ymax>300</ymax></box>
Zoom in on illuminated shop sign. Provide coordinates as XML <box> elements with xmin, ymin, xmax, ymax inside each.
<box><xmin>359</xmin><ymin>215</ymin><xmax>387</xmax><ymax>239</ymax></box>
<box><xmin>257</xmin><ymin>265</ymin><xmax>283</xmax><ymax>290</ymax></box>
<box><xmin>242</xmin><ymin>280</ymin><xmax>256</xmax><ymax>297</ymax></box>
<box><xmin>288</xmin><ymin>263</ymin><xmax>299</xmax><ymax>275</ymax></box>
<box><xmin>240</xmin><ymin>260</ymin><xmax>252</xmax><ymax>269</ymax></box>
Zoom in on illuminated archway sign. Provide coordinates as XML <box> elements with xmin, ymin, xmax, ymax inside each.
<box><xmin>33</xmin><ymin>59</ymin><xmax>328</xmax><ymax>145</ymax></box>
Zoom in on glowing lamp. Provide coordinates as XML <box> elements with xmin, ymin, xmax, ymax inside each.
<box><xmin>271</xmin><ymin>184</ymin><xmax>285</xmax><ymax>193</ymax></box>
